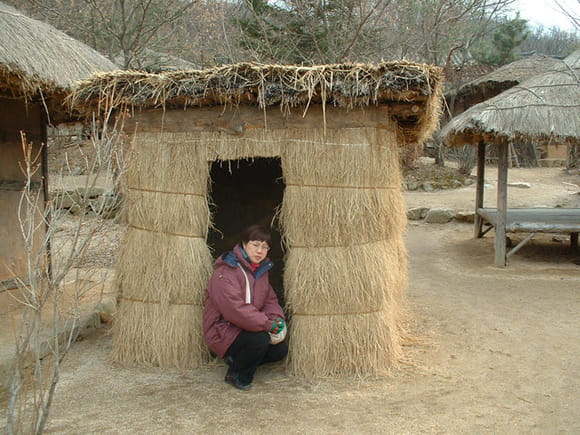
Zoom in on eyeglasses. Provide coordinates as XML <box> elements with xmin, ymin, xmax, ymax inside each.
<box><xmin>248</xmin><ymin>241</ymin><xmax>270</xmax><ymax>251</ymax></box>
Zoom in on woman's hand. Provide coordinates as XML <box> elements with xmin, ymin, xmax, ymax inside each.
<box><xmin>270</xmin><ymin>317</ymin><xmax>286</xmax><ymax>334</ymax></box>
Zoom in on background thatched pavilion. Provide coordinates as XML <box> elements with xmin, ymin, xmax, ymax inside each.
<box><xmin>0</xmin><ymin>1</ymin><xmax>116</xmax><ymax>286</ymax></box>
<box><xmin>442</xmin><ymin>51</ymin><xmax>580</xmax><ymax>267</ymax></box>
<box><xmin>446</xmin><ymin>53</ymin><xmax>562</xmax><ymax>116</ymax></box>
<box><xmin>72</xmin><ymin>62</ymin><xmax>444</xmax><ymax>376</ymax></box>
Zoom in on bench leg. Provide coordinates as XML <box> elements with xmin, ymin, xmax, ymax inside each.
<box><xmin>571</xmin><ymin>233</ymin><xmax>578</xmax><ymax>251</ymax></box>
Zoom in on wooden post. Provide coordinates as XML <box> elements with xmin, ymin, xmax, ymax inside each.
<box><xmin>495</xmin><ymin>143</ymin><xmax>508</xmax><ymax>267</ymax></box>
<box><xmin>40</xmin><ymin>110</ymin><xmax>52</xmax><ymax>279</ymax></box>
<box><xmin>474</xmin><ymin>141</ymin><xmax>486</xmax><ymax>238</ymax></box>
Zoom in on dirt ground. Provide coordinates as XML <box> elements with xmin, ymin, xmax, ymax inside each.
<box><xmin>3</xmin><ymin>166</ymin><xmax>580</xmax><ymax>434</ymax></box>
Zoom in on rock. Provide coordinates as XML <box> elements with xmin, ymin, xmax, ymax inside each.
<box><xmin>451</xmin><ymin>179</ymin><xmax>464</xmax><ymax>189</ymax></box>
<box><xmin>52</xmin><ymin>187</ymin><xmax>118</xmax><ymax>218</ymax></box>
<box><xmin>425</xmin><ymin>208</ymin><xmax>456</xmax><ymax>223</ymax></box>
<box><xmin>538</xmin><ymin>159</ymin><xmax>565</xmax><ymax>168</ymax></box>
<box><xmin>508</xmin><ymin>182</ymin><xmax>531</xmax><ymax>189</ymax></box>
<box><xmin>95</xmin><ymin>297</ymin><xmax>117</xmax><ymax>324</ymax></box>
<box><xmin>406</xmin><ymin>181</ymin><xmax>419</xmax><ymax>191</ymax></box>
<box><xmin>407</xmin><ymin>207</ymin><xmax>430</xmax><ymax>221</ymax></box>
<box><xmin>53</xmin><ymin>187</ymin><xmax>107</xmax><ymax>209</ymax></box>
<box><xmin>455</xmin><ymin>211</ymin><xmax>475</xmax><ymax>223</ymax></box>
<box><xmin>422</xmin><ymin>182</ymin><xmax>434</xmax><ymax>192</ymax></box>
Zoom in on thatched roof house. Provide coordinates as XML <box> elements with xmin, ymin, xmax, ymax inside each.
<box><xmin>0</xmin><ymin>2</ymin><xmax>116</xmax><ymax>103</ymax></box>
<box><xmin>447</xmin><ymin>54</ymin><xmax>562</xmax><ymax>115</ymax></box>
<box><xmin>0</xmin><ymin>1</ymin><xmax>116</xmax><ymax>284</ymax></box>
<box><xmin>441</xmin><ymin>51</ymin><xmax>580</xmax><ymax>267</ymax></box>
<box><xmin>114</xmin><ymin>49</ymin><xmax>199</xmax><ymax>73</ymax></box>
<box><xmin>442</xmin><ymin>51</ymin><xmax>580</xmax><ymax>147</ymax></box>
<box><xmin>72</xmin><ymin>62</ymin><xmax>444</xmax><ymax>377</ymax></box>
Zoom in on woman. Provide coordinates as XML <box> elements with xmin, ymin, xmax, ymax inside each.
<box><xmin>203</xmin><ymin>224</ymin><xmax>288</xmax><ymax>390</ymax></box>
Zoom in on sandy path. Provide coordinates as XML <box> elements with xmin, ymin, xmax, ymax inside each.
<box><xmin>40</xmin><ymin>228</ymin><xmax>579</xmax><ymax>433</ymax></box>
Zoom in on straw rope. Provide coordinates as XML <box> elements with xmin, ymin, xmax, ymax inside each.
<box><xmin>128</xmin><ymin>186</ymin><xmax>206</xmax><ymax>197</ymax></box>
<box><xmin>292</xmin><ymin>308</ymin><xmax>382</xmax><ymax>316</ymax></box>
<box><xmin>119</xmin><ymin>296</ymin><xmax>203</xmax><ymax>306</ymax></box>
<box><xmin>289</xmin><ymin>237</ymin><xmax>390</xmax><ymax>249</ymax></box>
<box><xmin>285</xmin><ymin>183</ymin><xmax>399</xmax><ymax>190</ymax></box>
<box><xmin>128</xmin><ymin>224</ymin><xmax>205</xmax><ymax>239</ymax></box>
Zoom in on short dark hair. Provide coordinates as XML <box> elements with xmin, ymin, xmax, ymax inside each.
<box><xmin>241</xmin><ymin>224</ymin><xmax>271</xmax><ymax>246</ymax></box>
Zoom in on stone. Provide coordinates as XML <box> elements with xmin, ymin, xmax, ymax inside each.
<box><xmin>406</xmin><ymin>181</ymin><xmax>419</xmax><ymax>191</ymax></box>
<box><xmin>95</xmin><ymin>297</ymin><xmax>117</xmax><ymax>324</ymax></box>
<box><xmin>422</xmin><ymin>182</ymin><xmax>434</xmax><ymax>192</ymax></box>
<box><xmin>508</xmin><ymin>182</ymin><xmax>531</xmax><ymax>189</ymax></box>
<box><xmin>407</xmin><ymin>207</ymin><xmax>430</xmax><ymax>221</ymax></box>
<box><xmin>455</xmin><ymin>211</ymin><xmax>475</xmax><ymax>223</ymax></box>
<box><xmin>425</xmin><ymin>208</ymin><xmax>456</xmax><ymax>223</ymax></box>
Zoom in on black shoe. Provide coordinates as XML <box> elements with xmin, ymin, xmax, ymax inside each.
<box><xmin>225</xmin><ymin>369</ymin><xmax>252</xmax><ymax>390</ymax></box>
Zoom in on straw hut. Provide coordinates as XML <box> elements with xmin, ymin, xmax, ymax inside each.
<box><xmin>441</xmin><ymin>51</ymin><xmax>580</xmax><ymax>267</ymax></box>
<box><xmin>113</xmin><ymin>49</ymin><xmax>199</xmax><ymax>73</ymax></box>
<box><xmin>72</xmin><ymin>62</ymin><xmax>443</xmax><ymax>376</ymax></box>
<box><xmin>0</xmin><ymin>2</ymin><xmax>117</xmax><ymax>284</ymax></box>
<box><xmin>447</xmin><ymin>53</ymin><xmax>562</xmax><ymax>116</ymax></box>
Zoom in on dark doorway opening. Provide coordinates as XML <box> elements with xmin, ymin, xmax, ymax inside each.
<box><xmin>208</xmin><ymin>158</ymin><xmax>285</xmax><ymax>303</ymax></box>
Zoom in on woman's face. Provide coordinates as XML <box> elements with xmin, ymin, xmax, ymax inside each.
<box><xmin>243</xmin><ymin>240</ymin><xmax>270</xmax><ymax>264</ymax></box>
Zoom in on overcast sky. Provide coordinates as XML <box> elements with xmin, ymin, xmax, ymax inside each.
<box><xmin>513</xmin><ymin>0</ymin><xmax>579</xmax><ymax>31</ymax></box>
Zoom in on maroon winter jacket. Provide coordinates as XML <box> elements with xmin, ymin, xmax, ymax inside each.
<box><xmin>203</xmin><ymin>244</ymin><xmax>285</xmax><ymax>358</ymax></box>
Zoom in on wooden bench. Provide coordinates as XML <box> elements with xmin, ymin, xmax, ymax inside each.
<box><xmin>477</xmin><ymin>207</ymin><xmax>580</xmax><ymax>258</ymax></box>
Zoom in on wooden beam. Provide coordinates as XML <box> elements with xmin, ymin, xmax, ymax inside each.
<box><xmin>125</xmin><ymin>105</ymin><xmax>406</xmax><ymax>134</ymax></box>
<box><xmin>495</xmin><ymin>144</ymin><xmax>509</xmax><ymax>267</ymax></box>
<box><xmin>474</xmin><ymin>140</ymin><xmax>486</xmax><ymax>238</ymax></box>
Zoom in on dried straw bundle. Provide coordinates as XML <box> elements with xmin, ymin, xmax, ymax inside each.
<box><xmin>111</xmin><ymin>301</ymin><xmax>209</xmax><ymax>369</ymax></box>
<box><xmin>284</xmin><ymin>239</ymin><xmax>405</xmax><ymax>314</ymax></box>
<box><xmin>116</xmin><ymin>230</ymin><xmax>213</xmax><ymax>303</ymax></box>
<box><xmin>280</xmin><ymin>128</ymin><xmax>405</xmax><ymax>247</ymax></box>
<box><xmin>126</xmin><ymin>190</ymin><xmax>209</xmax><ymax>237</ymax></box>
<box><xmin>281</xmin><ymin>188</ymin><xmax>406</xmax><ymax>247</ymax></box>
<box><xmin>112</xmin><ymin>230</ymin><xmax>214</xmax><ymax>368</ymax></box>
<box><xmin>127</xmin><ymin>134</ymin><xmax>210</xmax><ymax>191</ymax></box>
<box><xmin>288</xmin><ymin>309</ymin><xmax>403</xmax><ymax>377</ymax></box>
<box><xmin>279</xmin><ymin>128</ymin><xmax>409</xmax><ymax>376</ymax></box>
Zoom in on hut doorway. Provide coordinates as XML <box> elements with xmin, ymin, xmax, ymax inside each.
<box><xmin>208</xmin><ymin>157</ymin><xmax>285</xmax><ymax>301</ymax></box>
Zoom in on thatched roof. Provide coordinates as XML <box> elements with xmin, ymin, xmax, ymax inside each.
<box><xmin>441</xmin><ymin>51</ymin><xmax>580</xmax><ymax>147</ymax></box>
<box><xmin>114</xmin><ymin>49</ymin><xmax>199</xmax><ymax>73</ymax></box>
<box><xmin>447</xmin><ymin>54</ymin><xmax>562</xmax><ymax>115</ymax></box>
<box><xmin>70</xmin><ymin>61</ymin><xmax>443</xmax><ymax>112</ymax></box>
<box><xmin>0</xmin><ymin>1</ymin><xmax>117</xmax><ymax>100</ymax></box>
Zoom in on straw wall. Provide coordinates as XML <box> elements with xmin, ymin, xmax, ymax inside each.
<box><xmin>280</xmin><ymin>128</ymin><xmax>408</xmax><ymax>377</ymax></box>
<box><xmin>113</xmin><ymin>134</ymin><xmax>214</xmax><ymax>368</ymax></box>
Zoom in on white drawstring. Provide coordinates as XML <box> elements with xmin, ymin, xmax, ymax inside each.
<box><xmin>238</xmin><ymin>264</ymin><xmax>251</xmax><ymax>304</ymax></box>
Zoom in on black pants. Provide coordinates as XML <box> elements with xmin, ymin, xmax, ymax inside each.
<box><xmin>225</xmin><ymin>331</ymin><xmax>288</xmax><ymax>383</ymax></box>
